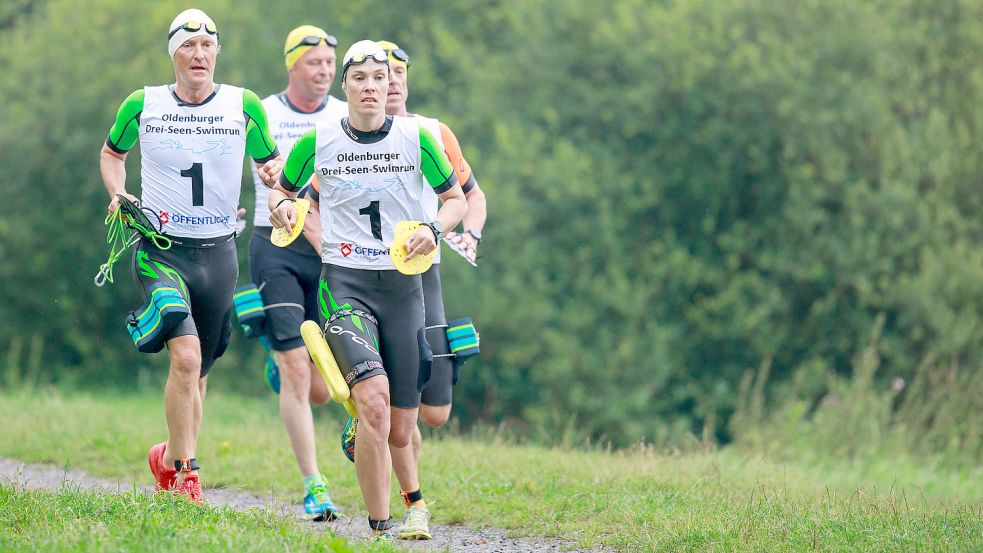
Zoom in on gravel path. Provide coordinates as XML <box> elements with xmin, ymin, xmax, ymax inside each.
<box><xmin>0</xmin><ymin>457</ymin><xmax>604</xmax><ymax>552</ymax></box>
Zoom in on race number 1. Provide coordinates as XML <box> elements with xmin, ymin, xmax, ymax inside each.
<box><xmin>180</xmin><ymin>162</ymin><xmax>204</xmax><ymax>206</ymax></box>
<box><xmin>359</xmin><ymin>200</ymin><xmax>382</xmax><ymax>240</ymax></box>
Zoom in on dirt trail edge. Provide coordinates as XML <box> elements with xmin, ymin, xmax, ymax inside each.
<box><xmin>0</xmin><ymin>457</ymin><xmax>606</xmax><ymax>552</ymax></box>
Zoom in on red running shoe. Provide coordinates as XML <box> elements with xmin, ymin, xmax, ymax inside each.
<box><xmin>175</xmin><ymin>473</ymin><xmax>204</xmax><ymax>505</ymax></box>
<box><xmin>148</xmin><ymin>442</ymin><xmax>177</xmax><ymax>491</ymax></box>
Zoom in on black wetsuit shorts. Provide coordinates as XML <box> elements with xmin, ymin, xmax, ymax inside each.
<box><xmin>420</xmin><ymin>264</ymin><xmax>453</xmax><ymax>407</ymax></box>
<box><xmin>132</xmin><ymin>234</ymin><xmax>238</xmax><ymax>377</ymax></box>
<box><xmin>318</xmin><ymin>264</ymin><xmax>425</xmax><ymax>409</ymax></box>
<box><xmin>248</xmin><ymin>226</ymin><xmax>321</xmax><ymax>351</ymax></box>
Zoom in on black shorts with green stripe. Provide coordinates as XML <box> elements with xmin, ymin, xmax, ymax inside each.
<box><xmin>318</xmin><ymin>264</ymin><xmax>425</xmax><ymax>409</ymax></box>
<box><xmin>131</xmin><ymin>235</ymin><xmax>238</xmax><ymax>377</ymax></box>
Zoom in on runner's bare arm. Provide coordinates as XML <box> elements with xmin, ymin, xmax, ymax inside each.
<box><xmin>404</xmin><ymin>126</ymin><xmax>467</xmax><ymax>259</ymax></box>
<box><xmin>268</xmin><ymin>128</ymin><xmax>316</xmax><ymax>229</ymax></box>
<box><xmin>243</xmin><ymin>89</ymin><xmax>281</xmax><ymax>186</ymax></box>
<box><xmin>101</xmin><ymin>89</ymin><xmax>144</xmax><ymax>214</ymax></box>
<box><xmin>267</xmin><ymin>184</ymin><xmax>298</xmax><ymax>230</ymax></box>
<box><xmin>423</xmin><ymin>125</ymin><xmax>467</xmax><ymax>234</ymax></box>
<box><xmin>461</xmin><ymin>184</ymin><xmax>486</xmax><ymax>235</ymax></box>
<box><xmin>302</xmin><ymin>192</ymin><xmax>322</xmax><ymax>254</ymax></box>
<box><xmin>438</xmin><ymin>122</ymin><xmax>486</xmax><ymax>252</ymax></box>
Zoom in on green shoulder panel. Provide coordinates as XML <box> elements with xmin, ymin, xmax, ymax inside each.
<box><xmin>280</xmin><ymin>129</ymin><xmax>317</xmax><ymax>191</ymax></box>
<box><xmin>106</xmin><ymin>89</ymin><xmax>145</xmax><ymax>154</ymax></box>
<box><xmin>242</xmin><ymin>88</ymin><xmax>280</xmax><ymax>163</ymax></box>
<box><xmin>419</xmin><ymin>125</ymin><xmax>457</xmax><ymax>193</ymax></box>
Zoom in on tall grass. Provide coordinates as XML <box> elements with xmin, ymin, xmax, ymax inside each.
<box><xmin>730</xmin><ymin>315</ymin><xmax>983</xmax><ymax>466</ymax></box>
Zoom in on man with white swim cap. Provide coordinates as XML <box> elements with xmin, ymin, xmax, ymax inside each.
<box><xmin>99</xmin><ymin>7</ymin><xmax>280</xmax><ymax>503</ymax></box>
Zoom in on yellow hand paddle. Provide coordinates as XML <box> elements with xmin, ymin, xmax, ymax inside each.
<box><xmin>389</xmin><ymin>220</ymin><xmax>437</xmax><ymax>275</ymax></box>
<box><xmin>271</xmin><ymin>198</ymin><xmax>311</xmax><ymax>247</ymax></box>
<box><xmin>300</xmin><ymin>320</ymin><xmax>358</xmax><ymax>418</ymax></box>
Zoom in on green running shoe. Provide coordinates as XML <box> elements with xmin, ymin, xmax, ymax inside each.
<box><xmin>397</xmin><ymin>505</ymin><xmax>432</xmax><ymax>540</ymax></box>
<box><xmin>341</xmin><ymin>416</ymin><xmax>357</xmax><ymax>463</ymax></box>
<box><xmin>371</xmin><ymin>530</ymin><xmax>395</xmax><ymax>544</ymax></box>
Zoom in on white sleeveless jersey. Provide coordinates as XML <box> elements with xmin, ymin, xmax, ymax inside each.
<box><xmin>138</xmin><ymin>84</ymin><xmax>247</xmax><ymax>239</ymax></box>
<box><xmin>315</xmin><ymin>116</ymin><xmax>429</xmax><ymax>269</ymax></box>
<box><xmin>251</xmin><ymin>94</ymin><xmax>346</xmax><ymax>227</ymax></box>
<box><xmin>410</xmin><ymin>114</ymin><xmax>445</xmax><ymax>263</ymax></box>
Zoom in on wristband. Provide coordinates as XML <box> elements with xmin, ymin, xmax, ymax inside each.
<box><xmin>424</xmin><ymin>220</ymin><xmax>444</xmax><ymax>241</ymax></box>
<box><xmin>274</xmin><ymin>197</ymin><xmax>296</xmax><ymax>210</ymax></box>
<box><xmin>465</xmin><ymin>228</ymin><xmax>482</xmax><ymax>244</ymax></box>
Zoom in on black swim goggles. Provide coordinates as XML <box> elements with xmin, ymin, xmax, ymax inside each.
<box><xmin>168</xmin><ymin>20</ymin><xmax>218</xmax><ymax>39</ymax></box>
<box><xmin>343</xmin><ymin>52</ymin><xmax>390</xmax><ymax>72</ymax></box>
<box><xmin>286</xmin><ymin>34</ymin><xmax>338</xmax><ymax>54</ymax></box>
<box><xmin>383</xmin><ymin>47</ymin><xmax>410</xmax><ymax>67</ymax></box>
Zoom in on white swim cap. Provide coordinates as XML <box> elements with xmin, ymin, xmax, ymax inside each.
<box><xmin>167</xmin><ymin>8</ymin><xmax>218</xmax><ymax>58</ymax></box>
<box><xmin>341</xmin><ymin>40</ymin><xmax>389</xmax><ymax>79</ymax></box>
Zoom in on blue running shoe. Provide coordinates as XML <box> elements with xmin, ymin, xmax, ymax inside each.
<box><xmin>303</xmin><ymin>482</ymin><xmax>339</xmax><ymax>521</ymax></box>
<box><xmin>259</xmin><ymin>336</ymin><xmax>280</xmax><ymax>394</ymax></box>
<box><xmin>265</xmin><ymin>354</ymin><xmax>280</xmax><ymax>394</ymax></box>
<box><xmin>341</xmin><ymin>417</ymin><xmax>357</xmax><ymax>463</ymax></box>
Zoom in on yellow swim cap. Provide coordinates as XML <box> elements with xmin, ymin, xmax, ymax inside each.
<box><xmin>376</xmin><ymin>40</ymin><xmax>409</xmax><ymax>69</ymax></box>
<box><xmin>284</xmin><ymin>25</ymin><xmax>337</xmax><ymax>70</ymax></box>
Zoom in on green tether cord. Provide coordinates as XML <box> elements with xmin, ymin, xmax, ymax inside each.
<box><xmin>94</xmin><ymin>207</ymin><xmax>172</xmax><ymax>287</ymax></box>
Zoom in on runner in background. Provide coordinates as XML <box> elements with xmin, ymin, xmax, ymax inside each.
<box><xmin>375</xmin><ymin>39</ymin><xmax>488</xmax><ymax>540</ymax></box>
<box><xmin>246</xmin><ymin>24</ymin><xmax>346</xmax><ymax>521</ymax></box>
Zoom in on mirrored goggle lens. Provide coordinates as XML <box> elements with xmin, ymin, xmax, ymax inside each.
<box><xmin>308</xmin><ymin>34</ymin><xmax>338</xmax><ymax>48</ymax></box>
<box><xmin>345</xmin><ymin>53</ymin><xmax>388</xmax><ymax>67</ymax></box>
<box><xmin>387</xmin><ymin>48</ymin><xmax>409</xmax><ymax>63</ymax></box>
<box><xmin>288</xmin><ymin>34</ymin><xmax>338</xmax><ymax>54</ymax></box>
<box><xmin>169</xmin><ymin>21</ymin><xmax>218</xmax><ymax>39</ymax></box>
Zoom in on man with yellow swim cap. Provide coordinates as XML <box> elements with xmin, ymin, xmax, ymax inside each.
<box><xmin>246</xmin><ymin>24</ymin><xmax>346</xmax><ymax>520</ymax></box>
<box><xmin>99</xmin><ymin>8</ymin><xmax>280</xmax><ymax>504</ymax></box>
<box><xmin>373</xmin><ymin>39</ymin><xmax>488</xmax><ymax>541</ymax></box>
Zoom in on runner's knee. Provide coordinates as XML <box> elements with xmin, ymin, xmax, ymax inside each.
<box><xmin>419</xmin><ymin>404</ymin><xmax>451</xmax><ymax>429</ymax></box>
<box><xmin>389</xmin><ymin>407</ymin><xmax>420</xmax><ymax>448</ymax></box>
<box><xmin>277</xmin><ymin>349</ymin><xmax>313</xmax><ymax>399</ymax></box>
<box><xmin>308</xmin><ymin>369</ymin><xmax>330</xmax><ymax>405</ymax></box>
<box><xmin>168</xmin><ymin>340</ymin><xmax>201</xmax><ymax>377</ymax></box>
<box><xmin>353</xmin><ymin>380</ymin><xmax>390</xmax><ymax>433</ymax></box>
<box><xmin>388</xmin><ymin>422</ymin><xmax>415</xmax><ymax>448</ymax></box>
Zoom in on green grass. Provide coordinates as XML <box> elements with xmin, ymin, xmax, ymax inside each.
<box><xmin>0</xmin><ymin>484</ymin><xmax>387</xmax><ymax>552</ymax></box>
<box><xmin>1</xmin><ymin>387</ymin><xmax>981</xmax><ymax>551</ymax></box>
